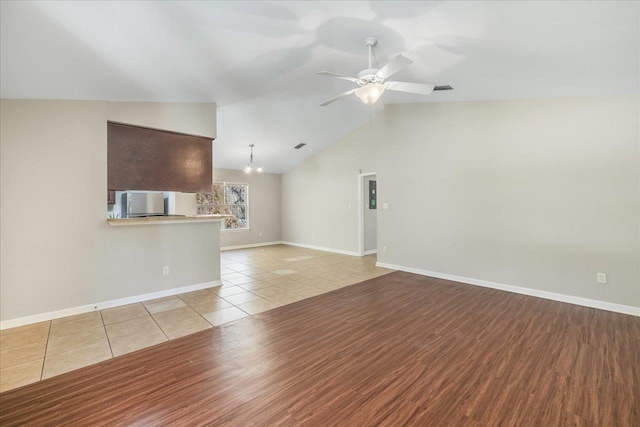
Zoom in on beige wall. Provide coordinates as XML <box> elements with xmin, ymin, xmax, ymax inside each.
<box><xmin>281</xmin><ymin>125</ymin><xmax>383</xmax><ymax>253</ymax></box>
<box><xmin>282</xmin><ymin>95</ymin><xmax>640</xmax><ymax>308</ymax></box>
<box><xmin>0</xmin><ymin>99</ymin><xmax>220</xmax><ymax>323</ymax></box>
<box><xmin>107</xmin><ymin>102</ymin><xmax>216</xmax><ymax>138</ymax></box>
<box><xmin>175</xmin><ymin>192</ymin><xmax>198</xmax><ymax>216</ymax></box>
<box><xmin>215</xmin><ymin>168</ymin><xmax>282</xmax><ymax>248</ymax></box>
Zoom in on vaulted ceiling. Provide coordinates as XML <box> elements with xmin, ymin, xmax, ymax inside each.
<box><xmin>1</xmin><ymin>1</ymin><xmax>638</xmax><ymax>172</ymax></box>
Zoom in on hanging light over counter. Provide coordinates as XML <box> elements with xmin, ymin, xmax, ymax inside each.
<box><xmin>244</xmin><ymin>144</ymin><xmax>263</xmax><ymax>174</ymax></box>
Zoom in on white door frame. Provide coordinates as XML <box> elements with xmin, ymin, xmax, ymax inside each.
<box><xmin>357</xmin><ymin>172</ymin><xmax>377</xmax><ymax>257</ymax></box>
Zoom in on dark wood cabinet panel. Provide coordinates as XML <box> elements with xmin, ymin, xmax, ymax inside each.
<box><xmin>108</xmin><ymin>122</ymin><xmax>213</xmax><ymax>192</ymax></box>
<box><xmin>107</xmin><ymin>190</ymin><xmax>116</xmax><ymax>205</ymax></box>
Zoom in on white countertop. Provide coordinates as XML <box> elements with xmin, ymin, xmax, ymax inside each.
<box><xmin>107</xmin><ymin>215</ymin><xmax>230</xmax><ymax>227</ymax></box>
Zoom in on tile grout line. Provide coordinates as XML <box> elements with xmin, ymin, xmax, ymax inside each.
<box><xmin>218</xmin><ymin>295</ymin><xmax>253</xmax><ymax>316</ymax></box>
<box><xmin>99</xmin><ymin>310</ymin><xmax>115</xmax><ymax>359</ymax></box>
<box><xmin>202</xmin><ymin>287</ymin><xmax>241</xmax><ymax>320</ymax></box>
<box><xmin>143</xmin><ymin>292</ymin><xmax>265</xmax><ymax>341</ymax></box>
<box><xmin>141</xmin><ymin>303</ymin><xmax>171</xmax><ymax>342</ymax></box>
<box><xmin>192</xmin><ymin>287</ymin><xmax>240</xmax><ymax>323</ymax></box>
<box><xmin>175</xmin><ymin>293</ymin><xmax>216</xmax><ymax>330</ymax></box>
<box><xmin>36</xmin><ymin>321</ymin><xmax>53</xmax><ymax>381</ymax></box>
<box><xmin>210</xmin><ymin>282</ymin><xmax>276</xmax><ymax>317</ymax></box>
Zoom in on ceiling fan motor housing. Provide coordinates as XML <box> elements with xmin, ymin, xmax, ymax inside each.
<box><xmin>357</xmin><ymin>68</ymin><xmax>382</xmax><ymax>84</ymax></box>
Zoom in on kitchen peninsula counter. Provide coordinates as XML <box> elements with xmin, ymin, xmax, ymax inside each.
<box><xmin>108</xmin><ymin>215</ymin><xmax>230</xmax><ymax>227</ymax></box>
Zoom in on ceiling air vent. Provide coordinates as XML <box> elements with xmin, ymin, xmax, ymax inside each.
<box><xmin>294</xmin><ymin>143</ymin><xmax>306</xmax><ymax>149</ymax></box>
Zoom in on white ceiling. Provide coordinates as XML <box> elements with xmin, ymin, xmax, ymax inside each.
<box><xmin>1</xmin><ymin>1</ymin><xmax>638</xmax><ymax>173</ymax></box>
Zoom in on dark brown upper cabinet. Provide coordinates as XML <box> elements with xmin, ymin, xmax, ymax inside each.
<box><xmin>108</xmin><ymin>122</ymin><xmax>213</xmax><ymax>192</ymax></box>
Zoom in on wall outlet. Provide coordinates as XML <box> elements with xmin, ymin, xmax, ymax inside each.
<box><xmin>597</xmin><ymin>273</ymin><xmax>607</xmax><ymax>284</ymax></box>
<box><xmin>348</xmin><ymin>204</ymin><xmax>352</xmax><ymax>210</ymax></box>
<box><xmin>259</xmin><ymin>232</ymin><xmax>262</xmax><ymax>237</ymax></box>
<box><xmin>163</xmin><ymin>266</ymin><xmax>170</xmax><ymax>276</ymax></box>
<box><xmin>382</xmin><ymin>203</ymin><xmax>389</xmax><ymax>210</ymax></box>
<box><xmin>311</xmin><ymin>233</ymin><xmax>314</xmax><ymax>239</ymax></box>
<box><xmin>383</xmin><ymin>246</ymin><xmax>388</xmax><ymax>253</ymax></box>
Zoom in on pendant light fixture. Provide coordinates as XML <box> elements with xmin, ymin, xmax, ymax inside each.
<box><xmin>244</xmin><ymin>144</ymin><xmax>263</xmax><ymax>174</ymax></box>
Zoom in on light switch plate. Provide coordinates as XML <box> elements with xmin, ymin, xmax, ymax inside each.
<box><xmin>383</xmin><ymin>203</ymin><xmax>389</xmax><ymax>210</ymax></box>
<box><xmin>597</xmin><ymin>273</ymin><xmax>607</xmax><ymax>284</ymax></box>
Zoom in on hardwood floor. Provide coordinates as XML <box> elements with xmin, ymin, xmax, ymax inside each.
<box><xmin>0</xmin><ymin>247</ymin><xmax>388</xmax><ymax>392</ymax></box>
<box><xmin>1</xmin><ymin>271</ymin><xmax>638</xmax><ymax>426</ymax></box>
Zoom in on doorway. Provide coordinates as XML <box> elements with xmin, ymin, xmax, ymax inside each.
<box><xmin>358</xmin><ymin>172</ymin><xmax>377</xmax><ymax>257</ymax></box>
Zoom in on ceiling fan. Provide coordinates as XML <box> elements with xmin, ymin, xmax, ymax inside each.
<box><xmin>318</xmin><ymin>37</ymin><xmax>452</xmax><ymax>107</ymax></box>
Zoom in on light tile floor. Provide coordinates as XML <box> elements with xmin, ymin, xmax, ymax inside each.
<box><xmin>0</xmin><ymin>244</ymin><xmax>392</xmax><ymax>392</ymax></box>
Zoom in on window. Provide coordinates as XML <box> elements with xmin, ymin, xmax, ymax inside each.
<box><xmin>196</xmin><ymin>182</ymin><xmax>248</xmax><ymax>230</ymax></box>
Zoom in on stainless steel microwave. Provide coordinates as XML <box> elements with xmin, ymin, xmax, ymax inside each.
<box><xmin>122</xmin><ymin>191</ymin><xmax>165</xmax><ymax>218</ymax></box>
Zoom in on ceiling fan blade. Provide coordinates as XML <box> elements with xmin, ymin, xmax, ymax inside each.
<box><xmin>375</xmin><ymin>55</ymin><xmax>413</xmax><ymax>80</ymax></box>
<box><xmin>386</xmin><ymin>81</ymin><xmax>435</xmax><ymax>96</ymax></box>
<box><xmin>317</xmin><ymin>71</ymin><xmax>360</xmax><ymax>83</ymax></box>
<box><xmin>319</xmin><ymin>88</ymin><xmax>357</xmax><ymax>106</ymax></box>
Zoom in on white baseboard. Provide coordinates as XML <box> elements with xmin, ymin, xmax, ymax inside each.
<box><xmin>222</xmin><ymin>240</ymin><xmax>362</xmax><ymax>257</ymax></box>
<box><xmin>363</xmin><ymin>249</ymin><xmax>378</xmax><ymax>255</ymax></box>
<box><xmin>221</xmin><ymin>241</ymin><xmax>283</xmax><ymax>251</ymax></box>
<box><xmin>376</xmin><ymin>262</ymin><xmax>640</xmax><ymax>317</ymax></box>
<box><xmin>0</xmin><ymin>280</ymin><xmax>222</xmax><ymax>330</ymax></box>
<box><xmin>281</xmin><ymin>241</ymin><xmax>360</xmax><ymax>257</ymax></box>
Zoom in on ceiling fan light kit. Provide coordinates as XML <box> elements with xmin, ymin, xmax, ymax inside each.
<box><xmin>355</xmin><ymin>83</ymin><xmax>385</xmax><ymax>106</ymax></box>
<box><xmin>318</xmin><ymin>37</ymin><xmax>451</xmax><ymax>107</ymax></box>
